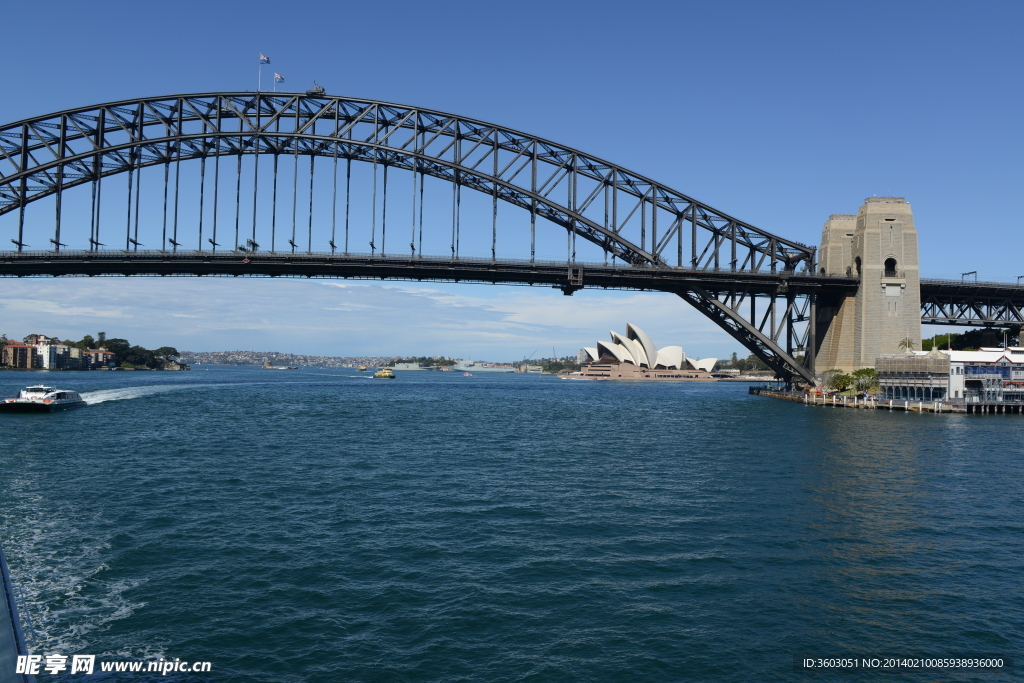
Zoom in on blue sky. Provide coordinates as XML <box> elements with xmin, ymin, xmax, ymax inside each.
<box><xmin>1</xmin><ymin>0</ymin><xmax>1021</xmax><ymax>359</ymax></box>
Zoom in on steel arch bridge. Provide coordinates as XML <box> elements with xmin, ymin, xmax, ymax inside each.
<box><xmin>0</xmin><ymin>91</ymin><xmax>1020</xmax><ymax>384</ymax></box>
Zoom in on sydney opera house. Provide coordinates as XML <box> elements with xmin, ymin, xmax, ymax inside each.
<box><xmin>581</xmin><ymin>323</ymin><xmax>718</xmax><ymax>380</ymax></box>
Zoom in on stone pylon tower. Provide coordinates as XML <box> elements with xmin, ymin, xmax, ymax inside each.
<box><xmin>816</xmin><ymin>197</ymin><xmax>922</xmax><ymax>372</ymax></box>
<box><xmin>816</xmin><ymin>214</ymin><xmax>857</xmax><ymax>371</ymax></box>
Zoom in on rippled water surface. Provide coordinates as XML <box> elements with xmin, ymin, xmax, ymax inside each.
<box><xmin>1</xmin><ymin>366</ymin><xmax>1022</xmax><ymax>681</ymax></box>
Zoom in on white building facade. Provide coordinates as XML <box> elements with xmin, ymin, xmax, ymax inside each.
<box><xmin>876</xmin><ymin>347</ymin><xmax>1024</xmax><ymax>403</ymax></box>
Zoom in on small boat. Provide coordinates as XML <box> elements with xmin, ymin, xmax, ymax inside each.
<box><xmin>373</xmin><ymin>368</ymin><xmax>395</xmax><ymax>379</ymax></box>
<box><xmin>463</xmin><ymin>372</ymin><xmax>473</xmax><ymax>376</ymax></box>
<box><xmin>358</xmin><ymin>365</ymin><xmax>368</xmax><ymax>371</ymax></box>
<box><xmin>0</xmin><ymin>385</ymin><xmax>86</xmax><ymax>413</ymax></box>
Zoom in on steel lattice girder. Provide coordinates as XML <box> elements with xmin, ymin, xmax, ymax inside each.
<box><xmin>0</xmin><ymin>91</ymin><xmax>828</xmax><ymax>384</ymax></box>
<box><xmin>678</xmin><ymin>285</ymin><xmax>815</xmax><ymax>384</ymax></box>
<box><xmin>920</xmin><ymin>280</ymin><xmax>1024</xmax><ymax>326</ymax></box>
<box><xmin>0</xmin><ymin>93</ymin><xmax>816</xmax><ymax>271</ymax></box>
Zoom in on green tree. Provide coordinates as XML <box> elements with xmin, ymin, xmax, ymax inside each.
<box><xmin>122</xmin><ymin>345</ymin><xmax>158</xmax><ymax>368</ymax></box>
<box><xmin>153</xmin><ymin>346</ymin><xmax>179</xmax><ymax>359</ymax></box>
<box><xmin>824</xmin><ymin>370</ymin><xmax>854</xmax><ymax>392</ymax></box>
<box><xmin>922</xmin><ymin>327</ymin><xmax>1017</xmax><ymax>351</ymax></box>
<box><xmin>897</xmin><ymin>337</ymin><xmax>916</xmax><ymax>352</ymax></box>
<box><xmin>103</xmin><ymin>338</ymin><xmax>132</xmax><ymax>365</ymax></box>
<box><xmin>77</xmin><ymin>334</ymin><xmax>96</xmax><ymax>350</ymax></box>
<box><xmin>851</xmin><ymin>368</ymin><xmax>877</xmax><ymax>392</ymax></box>
<box><xmin>542</xmin><ymin>360</ymin><xmax>580</xmax><ymax>374</ymax></box>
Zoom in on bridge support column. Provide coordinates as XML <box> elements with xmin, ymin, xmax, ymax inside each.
<box><xmin>817</xmin><ymin>197</ymin><xmax>922</xmax><ymax>371</ymax></box>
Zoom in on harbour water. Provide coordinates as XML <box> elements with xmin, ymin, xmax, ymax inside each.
<box><xmin>0</xmin><ymin>367</ymin><xmax>1021</xmax><ymax>681</ymax></box>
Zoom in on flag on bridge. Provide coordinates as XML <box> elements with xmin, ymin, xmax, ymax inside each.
<box><xmin>274</xmin><ymin>73</ymin><xmax>285</xmax><ymax>83</ymax></box>
<box><xmin>260</xmin><ymin>54</ymin><xmax>271</xmax><ymax>64</ymax></box>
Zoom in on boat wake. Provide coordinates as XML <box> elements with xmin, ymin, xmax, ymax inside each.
<box><xmin>80</xmin><ymin>385</ymin><xmax>197</xmax><ymax>405</ymax></box>
<box><xmin>0</xmin><ymin>483</ymin><xmax>157</xmax><ymax>659</ymax></box>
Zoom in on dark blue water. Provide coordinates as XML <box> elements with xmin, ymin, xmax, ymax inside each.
<box><xmin>0</xmin><ymin>367</ymin><xmax>1021</xmax><ymax>681</ymax></box>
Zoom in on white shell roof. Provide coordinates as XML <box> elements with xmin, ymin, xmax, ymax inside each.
<box><xmin>626</xmin><ymin>324</ymin><xmax>659</xmax><ymax>370</ymax></box>
<box><xmin>587</xmin><ymin>324</ymin><xmax>713</xmax><ymax>371</ymax></box>
<box><xmin>689</xmin><ymin>357</ymin><xmax>718</xmax><ymax>372</ymax></box>
<box><xmin>597</xmin><ymin>340</ymin><xmax>631</xmax><ymax>364</ymax></box>
<box><xmin>610</xmin><ymin>331</ymin><xmax>642</xmax><ymax>366</ymax></box>
<box><xmin>656</xmin><ymin>346</ymin><xmax>684</xmax><ymax>370</ymax></box>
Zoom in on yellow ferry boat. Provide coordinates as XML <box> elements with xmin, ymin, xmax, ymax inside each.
<box><xmin>358</xmin><ymin>365</ymin><xmax>368</xmax><ymax>371</ymax></box>
<box><xmin>373</xmin><ymin>368</ymin><xmax>395</xmax><ymax>379</ymax></box>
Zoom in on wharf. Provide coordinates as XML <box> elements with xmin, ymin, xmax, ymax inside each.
<box><xmin>747</xmin><ymin>387</ymin><xmax>1024</xmax><ymax>414</ymax></box>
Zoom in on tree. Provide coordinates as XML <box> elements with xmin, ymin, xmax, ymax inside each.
<box><xmin>898</xmin><ymin>337</ymin><xmax>916</xmax><ymax>352</ymax></box>
<box><xmin>922</xmin><ymin>327</ymin><xmax>1017</xmax><ymax>351</ymax></box>
<box><xmin>824</xmin><ymin>370</ymin><xmax>853</xmax><ymax>392</ymax></box>
<box><xmin>103</xmin><ymin>338</ymin><xmax>132</xmax><ymax>364</ymax></box>
<box><xmin>121</xmin><ymin>345</ymin><xmax>155</xmax><ymax>368</ymax></box>
<box><xmin>851</xmin><ymin>368</ymin><xmax>877</xmax><ymax>392</ymax></box>
<box><xmin>153</xmin><ymin>346</ymin><xmax>179</xmax><ymax>359</ymax></box>
<box><xmin>77</xmin><ymin>334</ymin><xmax>96</xmax><ymax>350</ymax></box>
<box><xmin>97</xmin><ymin>332</ymin><xmax>107</xmax><ymax>346</ymax></box>
<box><xmin>542</xmin><ymin>359</ymin><xmax>580</xmax><ymax>374</ymax></box>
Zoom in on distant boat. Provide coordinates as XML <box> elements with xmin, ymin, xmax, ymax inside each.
<box><xmin>1</xmin><ymin>385</ymin><xmax>86</xmax><ymax>412</ymax></box>
<box><xmin>463</xmin><ymin>372</ymin><xmax>473</xmax><ymax>376</ymax></box>
<box><xmin>373</xmin><ymin>368</ymin><xmax>395</xmax><ymax>379</ymax></box>
<box><xmin>262</xmin><ymin>360</ymin><xmax>297</xmax><ymax>370</ymax></box>
<box><xmin>358</xmin><ymin>365</ymin><xmax>368</xmax><ymax>371</ymax></box>
<box><xmin>452</xmin><ymin>358</ymin><xmax>515</xmax><ymax>373</ymax></box>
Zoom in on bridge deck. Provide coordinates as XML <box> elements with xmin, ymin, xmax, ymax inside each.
<box><xmin>0</xmin><ymin>250</ymin><xmax>859</xmax><ymax>296</ymax></box>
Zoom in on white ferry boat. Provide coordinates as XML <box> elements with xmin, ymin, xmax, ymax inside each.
<box><xmin>0</xmin><ymin>385</ymin><xmax>86</xmax><ymax>412</ymax></box>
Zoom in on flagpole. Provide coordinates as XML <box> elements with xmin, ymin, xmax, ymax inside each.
<box><xmin>258</xmin><ymin>62</ymin><xmax>262</xmax><ymax>92</ymax></box>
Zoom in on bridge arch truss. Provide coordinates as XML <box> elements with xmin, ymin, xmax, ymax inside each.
<box><xmin>0</xmin><ymin>92</ymin><xmax>826</xmax><ymax>383</ymax></box>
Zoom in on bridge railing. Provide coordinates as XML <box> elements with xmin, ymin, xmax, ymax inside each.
<box><xmin>0</xmin><ymin>248</ymin><xmax>865</xmax><ymax>280</ymax></box>
<box><xmin>922</xmin><ymin>275</ymin><xmax>1024</xmax><ymax>289</ymax></box>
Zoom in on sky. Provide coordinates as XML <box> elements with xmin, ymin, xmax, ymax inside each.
<box><xmin>1</xmin><ymin>0</ymin><xmax>1021</xmax><ymax>360</ymax></box>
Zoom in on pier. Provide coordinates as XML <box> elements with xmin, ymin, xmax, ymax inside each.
<box><xmin>748</xmin><ymin>386</ymin><xmax>1024</xmax><ymax>414</ymax></box>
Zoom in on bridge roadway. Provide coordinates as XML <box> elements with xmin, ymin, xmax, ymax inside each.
<box><xmin>0</xmin><ymin>249</ymin><xmax>860</xmax><ymax>297</ymax></box>
<box><xmin>2</xmin><ymin>251</ymin><xmax>1022</xmax><ymax>328</ymax></box>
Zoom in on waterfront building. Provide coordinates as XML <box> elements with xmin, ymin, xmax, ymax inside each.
<box><xmin>876</xmin><ymin>347</ymin><xmax>1024</xmax><ymax>403</ymax></box>
<box><xmin>580</xmin><ymin>324</ymin><xmax>717</xmax><ymax>380</ymax></box>
<box><xmin>36</xmin><ymin>343</ymin><xmax>72</xmax><ymax>369</ymax></box>
<box><xmin>2</xmin><ymin>336</ymin><xmax>90</xmax><ymax>370</ymax></box>
<box><xmin>85</xmin><ymin>349</ymin><xmax>117</xmax><ymax>368</ymax></box>
<box><xmin>2</xmin><ymin>341</ymin><xmax>35</xmax><ymax>368</ymax></box>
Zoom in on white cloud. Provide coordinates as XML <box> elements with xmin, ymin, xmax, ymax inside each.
<box><xmin>0</xmin><ymin>278</ymin><xmax>742</xmax><ymax>360</ymax></box>
<box><xmin>1</xmin><ymin>298</ymin><xmax>132</xmax><ymax>320</ymax></box>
